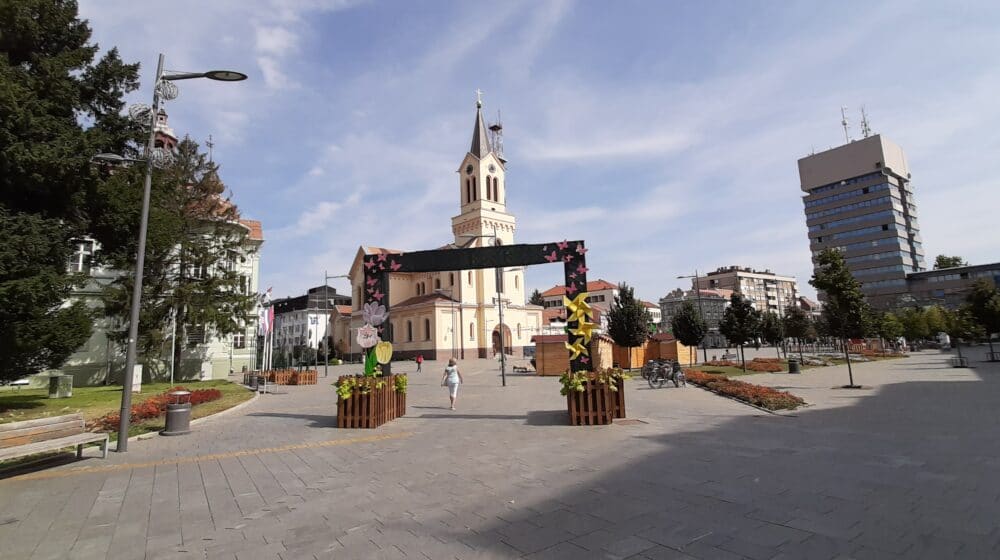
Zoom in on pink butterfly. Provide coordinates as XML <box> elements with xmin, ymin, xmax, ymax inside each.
<box><xmin>580</xmin><ymin>356</ymin><xmax>590</xmax><ymax>364</ymax></box>
<box><xmin>390</xmin><ymin>260</ymin><xmax>401</xmax><ymax>271</ymax></box>
<box><xmin>556</xmin><ymin>240</ymin><xmax>569</xmax><ymax>251</ymax></box>
<box><xmin>364</xmin><ymin>260</ymin><xmax>375</xmax><ymax>270</ymax></box>
<box><xmin>563</xmin><ymin>255</ymin><xmax>573</xmax><ymax>262</ymax></box>
<box><xmin>576</xmin><ymin>243</ymin><xmax>587</xmax><ymax>255</ymax></box>
<box><xmin>366</xmin><ymin>286</ymin><xmax>374</xmax><ymax>294</ymax></box>
<box><xmin>377</xmin><ymin>252</ymin><xmax>387</xmax><ymax>262</ymax></box>
<box><xmin>569</xmin><ymin>272</ymin><xmax>577</xmax><ymax>279</ymax></box>
<box><xmin>566</xmin><ymin>284</ymin><xmax>578</xmax><ymax>295</ymax></box>
<box><xmin>371</xmin><ymin>290</ymin><xmax>384</xmax><ymax>301</ymax></box>
<box><xmin>366</xmin><ymin>277</ymin><xmax>377</xmax><ymax>287</ymax></box>
<box><xmin>576</xmin><ymin>263</ymin><xmax>589</xmax><ymax>275</ymax></box>
<box><xmin>544</xmin><ymin>251</ymin><xmax>558</xmax><ymax>263</ymax></box>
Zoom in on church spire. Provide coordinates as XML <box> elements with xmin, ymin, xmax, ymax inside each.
<box><xmin>469</xmin><ymin>89</ymin><xmax>492</xmax><ymax>158</ymax></box>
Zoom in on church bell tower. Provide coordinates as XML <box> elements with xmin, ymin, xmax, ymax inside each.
<box><xmin>451</xmin><ymin>94</ymin><xmax>516</xmax><ymax>247</ymax></box>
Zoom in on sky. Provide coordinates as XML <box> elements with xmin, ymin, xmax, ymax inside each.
<box><xmin>79</xmin><ymin>0</ymin><xmax>1000</xmax><ymax>304</ymax></box>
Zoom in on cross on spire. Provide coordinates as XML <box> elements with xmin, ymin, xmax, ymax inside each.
<box><xmin>475</xmin><ymin>88</ymin><xmax>484</xmax><ymax>108</ymax></box>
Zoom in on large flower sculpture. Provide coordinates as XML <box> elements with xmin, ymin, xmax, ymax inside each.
<box><xmin>363</xmin><ymin>302</ymin><xmax>388</xmax><ymax>326</ymax></box>
<box><xmin>357</xmin><ymin>323</ymin><xmax>379</xmax><ymax>348</ymax></box>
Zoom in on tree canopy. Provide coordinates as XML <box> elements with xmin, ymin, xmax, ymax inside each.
<box><xmin>528</xmin><ymin>289</ymin><xmax>544</xmax><ymax>306</ymax></box>
<box><xmin>933</xmin><ymin>255</ymin><xmax>968</xmax><ymax>270</ymax></box>
<box><xmin>670</xmin><ymin>301</ymin><xmax>706</xmax><ymax>357</ymax></box>
<box><xmin>810</xmin><ymin>249</ymin><xmax>873</xmax><ymax>340</ymax></box>
<box><xmin>782</xmin><ymin>305</ymin><xmax>814</xmax><ymax>341</ymax></box>
<box><xmin>759</xmin><ymin>311</ymin><xmax>783</xmax><ymax>347</ymax></box>
<box><xmin>607</xmin><ymin>282</ymin><xmax>651</xmax><ymax>348</ymax></box>
<box><xmin>0</xmin><ymin>0</ymin><xmax>140</xmax><ymax>382</ymax></box>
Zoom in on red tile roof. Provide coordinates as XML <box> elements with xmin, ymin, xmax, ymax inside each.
<box><xmin>543</xmin><ymin>308</ymin><xmax>567</xmax><ymax>323</ymax></box>
<box><xmin>540</xmin><ymin>279</ymin><xmax>617</xmax><ymax>297</ymax></box>
<box><xmin>393</xmin><ymin>293</ymin><xmax>458</xmax><ymax>308</ymax></box>
<box><xmin>239</xmin><ymin>219</ymin><xmax>263</xmax><ymax>241</ymax></box>
<box><xmin>335</xmin><ymin>305</ymin><xmax>352</xmax><ymax>315</ymax></box>
<box><xmin>641</xmin><ymin>300</ymin><xmax>658</xmax><ymax>308</ymax></box>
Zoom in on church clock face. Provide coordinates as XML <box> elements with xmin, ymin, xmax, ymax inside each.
<box><xmin>488</xmin><ymin>164</ymin><xmax>496</xmax><ymax>173</ymax></box>
<box><xmin>465</xmin><ymin>164</ymin><xmax>474</xmax><ymax>175</ymax></box>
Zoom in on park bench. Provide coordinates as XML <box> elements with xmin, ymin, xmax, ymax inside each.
<box><xmin>721</xmin><ymin>353</ymin><xmax>739</xmax><ymax>361</ymax></box>
<box><xmin>512</xmin><ymin>365</ymin><xmax>531</xmax><ymax>373</ymax></box>
<box><xmin>0</xmin><ymin>413</ymin><xmax>109</xmax><ymax>463</ymax></box>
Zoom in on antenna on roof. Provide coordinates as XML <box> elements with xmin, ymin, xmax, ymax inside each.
<box><xmin>206</xmin><ymin>134</ymin><xmax>215</xmax><ymax>162</ymax></box>
<box><xmin>860</xmin><ymin>106</ymin><xmax>872</xmax><ymax>138</ymax></box>
<box><xmin>840</xmin><ymin>106</ymin><xmax>851</xmax><ymax>143</ymax></box>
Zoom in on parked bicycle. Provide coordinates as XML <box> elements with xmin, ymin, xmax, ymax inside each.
<box><xmin>646</xmin><ymin>360</ymin><xmax>686</xmax><ymax>388</ymax></box>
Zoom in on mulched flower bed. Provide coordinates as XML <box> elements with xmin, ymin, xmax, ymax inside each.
<box><xmin>92</xmin><ymin>386</ymin><xmax>223</xmax><ymax>431</ymax></box>
<box><xmin>704</xmin><ymin>358</ymin><xmax>785</xmax><ymax>372</ymax></box>
<box><xmin>685</xmin><ymin>370</ymin><xmax>805</xmax><ymax>411</ymax></box>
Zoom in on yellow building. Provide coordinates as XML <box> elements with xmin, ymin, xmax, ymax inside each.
<box><xmin>331</xmin><ymin>100</ymin><xmax>542</xmax><ymax>361</ymax></box>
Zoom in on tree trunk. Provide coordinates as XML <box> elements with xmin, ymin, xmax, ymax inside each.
<box><xmin>173</xmin><ymin>306</ymin><xmax>187</xmax><ymax>384</ymax></box>
<box><xmin>798</xmin><ymin>339</ymin><xmax>804</xmax><ymax>363</ymax></box>
<box><xmin>843</xmin><ymin>338</ymin><xmax>855</xmax><ymax>387</ymax></box>
<box><xmin>689</xmin><ymin>346</ymin><xmax>695</xmax><ymax>367</ymax></box>
<box><xmin>740</xmin><ymin>344</ymin><xmax>746</xmax><ymax>372</ymax></box>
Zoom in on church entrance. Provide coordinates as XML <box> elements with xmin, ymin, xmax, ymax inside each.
<box><xmin>491</xmin><ymin>325</ymin><xmax>512</xmax><ymax>357</ymax></box>
<box><xmin>361</xmin><ymin>239</ymin><xmax>594</xmax><ymax>386</ymax></box>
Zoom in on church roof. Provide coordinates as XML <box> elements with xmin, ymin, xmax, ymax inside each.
<box><xmin>541</xmin><ymin>279</ymin><xmax>618</xmax><ymax>297</ymax></box>
<box><xmin>469</xmin><ymin>103</ymin><xmax>492</xmax><ymax>158</ymax></box>
<box><xmin>393</xmin><ymin>292</ymin><xmax>459</xmax><ymax>309</ymax></box>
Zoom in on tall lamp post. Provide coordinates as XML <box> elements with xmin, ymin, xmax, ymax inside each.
<box><xmin>113</xmin><ymin>54</ymin><xmax>245</xmax><ymax>452</ymax></box>
<box><xmin>677</xmin><ymin>271</ymin><xmax>709</xmax><ymax>363</ymax></box>
<box><xmin>324</xmin><ymin>272</ymin><xmax>350</xmax><ymax>378</ymax></box>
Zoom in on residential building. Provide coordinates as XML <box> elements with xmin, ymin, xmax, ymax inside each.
<box><xmin>331</xmin><ymin>99</ymin><xmax>543</xmax><ymax>360</ymax></box>
<box><xmin>273</xmin><ymin>285</ymin><xmax>351</xmax><ymax>364</ymax></box>
<box><xmin>905</xmin><ymin>262</ymin><xmax>1000</xmax><ymax>309</ymax></box>
<box><xmin>659</xmin><ymin>288</ymin><xmax>732</xmax><ymax>348</ymax></box>
<box><xmin>798</xmin><ymin>134</ymin><xmax>925</xmax><ymax>308</ymax></box>
<box><xmin>540</xmin><ymin>279</ymin><xmax>618</xmax><ymax>333</ymax></box>
<box><xmin>694</xmin><ymin>266</ymin><xmax>798</xmax><ymax>315</ymax></box>
<box><xmin>798</xmin><ymin>295</ymin><xmax>823</xmax><ymax>319</ymax></box>
<box><xmin>642</xmin><ymin>301</ymin><xmax>662</xmax><ymax>326</ymax></box>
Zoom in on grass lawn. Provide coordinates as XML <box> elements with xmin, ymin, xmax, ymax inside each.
<box><xmin>0</xmin><ymin>380</ymin><xmax>253</xmax><ymax>440</ymax></box>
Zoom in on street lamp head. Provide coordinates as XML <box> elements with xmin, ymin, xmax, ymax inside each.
<box><xmin>91</xmin><ymin>153</ymin><xmax>127</xmax><ymax>164</ymax></box>
<box><xmin>204</xmin><ymin>70</ymin><xmax>248</xmax><ymax>82</ymax></box>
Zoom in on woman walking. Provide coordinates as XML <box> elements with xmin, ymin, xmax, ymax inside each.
<box><xmin>441</xmin><ymin>358</ymin><xmax>464</xmax><ymax>410</ymax></box>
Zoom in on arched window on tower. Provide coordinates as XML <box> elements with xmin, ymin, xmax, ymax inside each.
<box><xmin>465</xmin><ymin>179</ymin><xmax>471</xmax><ymax>204</ymax></box>
<box><xmin>434</xmin><ymin>278</ymin><xmax>441</xmax><ymax>290</ymax></box>
<box><xmin>469</xmin><ymin>322</ymin><xmax>475</xmax><ymax>340</ymax></box>
<box><xmin>486</xmin><ymin>175</ymin><xmax>492</xmax><ymax>200</ymax></box>
<box><xmin>472</xmin><ymin>177</ymin><xmax>477</xmax><ymax>200</ymax></box>
<box><xmin>494</xmin><ymin>177</ymin><xmax>500</xmax><ymax>202</ymax></box>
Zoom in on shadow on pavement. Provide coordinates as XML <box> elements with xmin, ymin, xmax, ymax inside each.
<box><xmin>245</xmin><ymin>412</ymin><xmax>338</xmax><ymax>428</ymax></box>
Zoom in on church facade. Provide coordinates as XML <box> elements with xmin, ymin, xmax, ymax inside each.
<box><xmin>330</xmin><ymin>101</ymin><xmax>543</xmax><ymax>361</ymax></box>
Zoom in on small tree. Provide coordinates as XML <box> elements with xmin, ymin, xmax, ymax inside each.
<box><xmin>607</xmin><ymin>282</ymin><xmax>651</xmax><ymax>368</ymax></box>
<box><xmin>782</xmin><ymin>305</ymin><xmax>813</xmax><ymax>361</ymax></box>
<box><xmin>942</xmin><ymin>307</ymin><xmax>982</xmax><ymax>361</ymax></box>
<box><xmin>933</xmin><ymin>255</ymin><xmax>967</xmax><ymax>270</ymax></box>
<box><xmin>759</xmin><ymin>311</ymin><xmax>783</xmax><ymax>358</ymax></box>
<box><xmin>966</xmin><ymin>279</ymin><xmax>1000</xmax><ymax>357</ymax></box>
<box><xmin>671</xmin><ymin>301</ymin><xmax>706</xmax><ymax>366</ymax></box>
<box><xmin>528</xmin><ymin>289</ymin><xmax>545</xmax><ymax>306</ymax></box>
<box><xmin>899</xmin><ymin>307</ymin><xmax>930</xmax><ymax>343</ymax></box>
<box><xmin>877</xmin><ymin>312</ymin><xmax>904</xmax><ymax>351</ymax></box>
<box><xmin>810</xmin><ymin>249</ymin><xmax>873</xmax><ymax>387</ymax></box>
<box><xmin>719</xmin><ymin>294</ymin><xmax>760</xmax><ymax>372</ymax></box>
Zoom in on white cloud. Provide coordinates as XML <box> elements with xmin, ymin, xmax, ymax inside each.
<box><xmin>255</xmin><ymin>25</ymin><xmax>299</xmax><ymax>56</ymax></box>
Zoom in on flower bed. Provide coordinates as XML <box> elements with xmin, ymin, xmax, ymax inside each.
<box><xmin>93</xmin><ymin>386</ymin><xmax>223</xmax><ymax>431</ymax></box>
<box><xmin>705</xmin><ymin>359</ymin><xmax>740</xmax><ymax>367</ymax></box>
<box><xmin>747</xmin><ymin>359</ymin><xmax>784</xmax><ymax>372</ymax></box>
<box><xmin>560</xmin><ymin>369</ymin><xmax>628</xmax><ymax>425</ymax></box>
<box><xmin>685</xmin><ymin>370</ymin><xmax>804</xmax><ymax>411</ymax></box>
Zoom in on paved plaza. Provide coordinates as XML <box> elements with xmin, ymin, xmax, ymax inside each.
<box><xmin>1</xmin><ymin>349</ymin><xmax>999</xmax><ymax>559</ymax></box>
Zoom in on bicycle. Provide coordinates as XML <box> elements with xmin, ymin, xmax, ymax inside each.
<box><xmin>647</xmin><ymin>362</ymin><xmax>669</xmax><ymax>388</ymax></box>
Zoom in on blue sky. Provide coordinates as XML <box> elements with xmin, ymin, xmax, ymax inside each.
<box><xmin>80</xmin><ymin>0</ymin><xmax>1000</xmax><ymax>303</ymax></box>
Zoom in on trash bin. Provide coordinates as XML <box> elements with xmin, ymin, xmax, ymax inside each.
<box><xmin>161</xmin><ymin>391</ymin><xmax>192</xmax><ymax>436</ymax></box>
<box><xmin>787</xmin><ymin>358</ymin><xmax>801</xmax><ymax>374</ymax></box>
<box><xmin>48</xmin><ymin>374</ymin><xmax>73</xmax><ymax>398</ymax></box>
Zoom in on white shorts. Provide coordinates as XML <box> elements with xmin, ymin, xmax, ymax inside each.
<box><xmin>447</xmin><ymin>382</ymin><xmax>459</xmax><ymax>398</ymax></box>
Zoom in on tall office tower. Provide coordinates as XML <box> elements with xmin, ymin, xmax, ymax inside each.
<box><xmin>798</xmin><ymin>134</ymin><xmax>925</xmax><ymax>308</ymax></box>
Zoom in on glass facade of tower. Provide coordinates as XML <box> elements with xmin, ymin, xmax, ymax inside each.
<box><xmin>798</xmin><ymin>135</ymin><xmax>925</xmax><ymax>308</ymax></box>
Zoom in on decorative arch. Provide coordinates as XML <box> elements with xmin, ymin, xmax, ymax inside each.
<box><xmin>491</xmin><ymin>324</ymin><xmax>512</xmax><ymax>356</ymax></box>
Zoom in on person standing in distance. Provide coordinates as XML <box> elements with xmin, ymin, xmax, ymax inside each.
<box><xmin>441</xmin><ymin>358</ymin><xmax>463</xmax><ymax>410</ymax></box>
<box><xmin>415</xmin><ymin>353</ymin><xmax>423</xmax><ymax>373</ymax></box>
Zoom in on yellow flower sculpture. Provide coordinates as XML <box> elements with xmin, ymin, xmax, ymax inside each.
<box><xmin>565</xmin><ymin>338</ymin><xmax>590</xmax><ymax>360</ymax></box>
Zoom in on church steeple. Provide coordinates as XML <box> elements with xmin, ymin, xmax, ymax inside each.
<box><xmin>469</xmin><ymin>92</ymin><xmax>492</xmax><ymax>158</ymax></box>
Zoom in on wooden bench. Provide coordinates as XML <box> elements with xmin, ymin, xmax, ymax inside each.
<box><xmin>0</xmin><ymin>413</ymin><xmax>109</xmax><ymax>463</ymax></box>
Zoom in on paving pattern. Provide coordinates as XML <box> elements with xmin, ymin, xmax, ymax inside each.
<box><xmin>1</xmin><ymin>349</ymin><xmax>998</xmax><ymax>559</ymax></box>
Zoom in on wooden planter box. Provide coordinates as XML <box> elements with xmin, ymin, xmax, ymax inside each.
<box><xmin>567</xmin><ymin>377</ymin><xmax>625</xmax><ymax>426</ymax></box>
<box><xmin>291</xmin><ymin>370</ymin><xmax>318</xmax><ymax>385</ymax></box>
<box><xmin>336</xmin><ymin>375</ymin><xmax>407</xmax><ymax>429</ymax></box>
<box><xmin>266</xmin><ymin>370</ymin><xmax>293</xmax><ymax>385</ymax></box>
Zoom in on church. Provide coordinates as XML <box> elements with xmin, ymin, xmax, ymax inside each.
<box><xmin>329</xmin><ymin>99</ymin><xmax>543</xmax><ymax>361</ymax></box>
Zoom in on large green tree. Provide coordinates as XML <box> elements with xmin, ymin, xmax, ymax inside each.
<box><xmin>933</xmin><ymin>255</ymin><xmax>967</xmax><ymax>270</ymax></box>
<box><xmin>899</xmin><ymin>307</ymin><xmax>930</xmax><ymax>342</ymax></box>
<box><xmin>528</xmin><ymin>288</ymin><xmax>544</xmax><ymax>306</ymax></box>
<box><xmin>670</xmin><ymin>301</ymin><xmax>705</xmax><ymax>366</ymax></box>
<box><xmin>810</xmin><ymin>248</ymin><xmax>873</xmax><ymax>387</ymax></box>
<box><xmin>607</xmin><ymin>283</ymin><xmax>651</xmax><ymax>362</ymax></box>
<box><xmin>966</xmin><ymin>280</ymin><xmax>1000</xmax><ymax>357</ymax></box>
<box><xmin>759</xmin><ymin>311</ymin><xmax>783</xmax><ymax>358</ymax></box>
<box><xmin>876</xmin><ymin>312</ymin><xmax>904</xmax><ymax>350</ymax></box>
<box><xmin>0</xmin><ymin>0</ymin><xmax>139</xmax><ymax>382</ymax></box>
<box><xmin>782</xmin><ymin>305</ymin><xmax>814</xmax><ymax>361</ymax></box>
<box><xmin>719</xmin><ymin>294</ymin><xmax>759</xmax><ymax>371</ymax></box>
<box><xmin>97</xmin><ymin>137</ymin><xmax>258</xmax><ymax>371</ymax></box>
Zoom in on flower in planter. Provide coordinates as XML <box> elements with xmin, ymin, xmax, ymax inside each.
<box><xmin>357</xmin><ymin>323</ymin><xmax>379</xmax><ymax>348</ymax></box>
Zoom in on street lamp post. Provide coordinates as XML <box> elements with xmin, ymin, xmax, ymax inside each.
<box><xmin>324</xmin><ymin>272</ymin><xmax>350</xmax><ymax>378</ymax></box>
<box><xmin>114</xmin><ymin>54</ymin><xmax>245</xmax><ymax>452</ymax></box>
<box><xmin>677</xmin><ymin>271</ymin><xmax>709</xmax><ymax>363</ymax></box>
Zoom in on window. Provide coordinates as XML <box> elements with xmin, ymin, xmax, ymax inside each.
<box><xmin>69</xmin><ymin>239</ymin><xmax>96</xmax><ymax>274</ymax></box>
<box><xmin>494</xmin><ymin>177</ymin><xmax>500</xmax><ymax>201</ymax></box>
<box><xmin>468</xmin><ymin>271</ymin><xmax>473</xmax><ymax>284</ymax></box>
<box><xmin>435</xmin><ymin>278</ymin><xmax>441</xmax><ymax>290</ymax></box>
<box><xmin>424</xmin><ymin>319</ymin><xmax>431</xmax><ymax>340</ymax></box>
<box><xmin>233</xmin><ymin>331</ymin><xmax>246</xmax><ymax>349</ymax></box>
<box><xmin>472</xmin><ymin>177</ymin><xmax>477</xmax><ymax>200</ymax></box>
<box><xmin>486</xmin><ymin>175</ymin><xmax>492</xmax><ymax>200</ymax></box>
<box><xmin>449</xmin><ymin>272</ymin><xmax>454</xmax><ymax>286</ymax></box>
<box><xmin>517</xmin><ymin>324</ymin><xmax>522</xmax><ymax>338</ymax></box>
<box><xmin>407</xmin><ymin>321</ymin><xmax>413</xmax><ymax>342</ymax></box>
<box><xmin>466</xmin><ymin>179</ymin><xmax>471</xmax><ymax>204</ymax></box>
<box><xmin>469</xmin><ymin>322</ymin><xmax>475</xmax><ymax>340</ymax></box>
<box><xmin>514</xmin><ymin>275</ymin><xmax>519</xmax><ymax>290</ymax></box>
